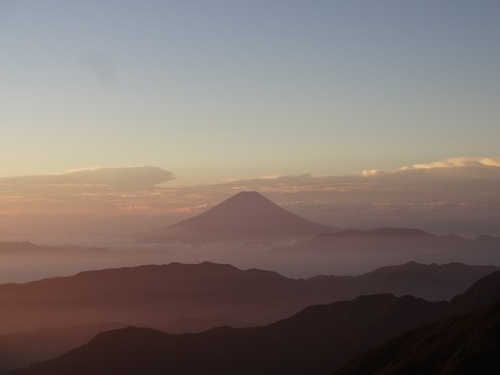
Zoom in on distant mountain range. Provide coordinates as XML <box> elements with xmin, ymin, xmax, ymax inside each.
<box><xmin>275</xmin><ymin>227</ymin><xmax>500</xmax><ymax>268</ymax></box>
<box><xmin>147</xmin><ymin>191</ymin><xmax>334</xmax><ymax>242</ymax></box>
<box><xmin>0</xmin><ymin>242</ymin><xmax>59</xmax><ymax>255</ymax></box>
<box><xmin>0</xmin><ymin>262</ymin><xmax>302</xmax><ymax>334</ymax></box>
<box><xmin>2</xmin><ymin>191</ymin><xmax>499</xmax><ymax>279</ymax></box>
<box><xmin>0</xmin><ymin>261</ymin><xmax>497</xmax><ymax>334</ymax></box>
<box><xmin>0</xmin><ymin>261</ymin><xmax>499</xmax><ymax>373</ymax></box>
<box><xmin>285</xmin><ymin>227</ymin><xmax>500</xmax><ymax>249</ymax></box>
<box><xmin>141</xmin><ymin>189</ymin><xmax>500</xmax><ymax>269</ymax></box>
<box><xmin>144</xmin><ymin>190</ymin><xmax>500</xmax><ymax>247</ymax></box>
<box><xmin>309</xmin><ymin>261</ymin><xmax>500</xmax><ymax>301</ymax></box>
<box><xmin>12</xmin><ymin>270</ymin><xmax>500</xmax><ymax>375</ymax></box>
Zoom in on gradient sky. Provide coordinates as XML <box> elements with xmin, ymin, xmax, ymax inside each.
<box><xmin>1</xmin><ymin>0</ymin><xmax>500</xmax><ymax>184</ymax></box>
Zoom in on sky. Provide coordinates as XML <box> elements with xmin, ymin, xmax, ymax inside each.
<box><xmin>1</xmin><ymin>0</ymin><xmax>499</xmax><ymax>184</ymax></box>
<box><xmin>0</xmin><ymin>1</ymin><xmax>499</xmax><ymax>239</ymax></box>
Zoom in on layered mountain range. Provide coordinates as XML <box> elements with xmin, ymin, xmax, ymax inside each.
<box><xmin>12</xmin><ymin>270</ymin><xmax>500</xmax><ymax>375</ymax></box>
<box><xmin>1</xmin><ymin>261</ymin><xmax>497</xmax><ymax>334</ymax></box>
<box><xmin>1</xmin><ymin>191</ymin><xmax>499</xmax><ymax>373</ymax></box>
<box><xmin>2</xmin><ymin>191</ymin><xmax>499</xmax><ymax>283</ymax></box>
<box><xmin>335</xmin><ymin>272</ymin><xmax>500</xmax><ymax>374</ymax></box>
<box><xmin>0</xmin><ymin>262</ymin><xmax>499</xmax><ymax>374</ymax></box>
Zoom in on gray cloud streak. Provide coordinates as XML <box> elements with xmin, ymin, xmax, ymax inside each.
<box><xmin>80</xmin><ymin>49</ymin><xmax>119</xmax><ymax>88</ymax></box>
<box><xmin>0</xmin><ymin>167</ymin><xmax>175</xmax><ymax>187</ymax></box>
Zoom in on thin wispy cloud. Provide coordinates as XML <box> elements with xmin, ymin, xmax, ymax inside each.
<box><xmin>0</xmin><ymin>167</ymin><xmax>175</xmax><ymax>187</ymax></box>
<box><xmin>80</xmin><ymin>49</ymin><xmax>119</xmax><ymax>89</ymax></box>
<box><xmin>399</xmin><ymin>157</ymin><xmax>500</xmax><ymax>170</ymax></box>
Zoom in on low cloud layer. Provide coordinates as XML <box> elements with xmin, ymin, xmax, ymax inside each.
<box><xmin>0</xmin><ymin>158</ymin><xmax>499</xmax><ymax>237</ymax></box>
<box><xmin>202</xmin><ymin>156</ymin><xmax>500</xmax><ymax>195</ymax></box>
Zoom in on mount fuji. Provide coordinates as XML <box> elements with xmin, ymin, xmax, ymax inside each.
<box><xmin>150</xmin><ymin>191</ymin><xmax>334</xmax><ymax>242</ymax></box>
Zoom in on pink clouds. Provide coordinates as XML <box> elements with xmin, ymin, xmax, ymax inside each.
<box><xmin>0</xmin><ymin>157</ymin><xmax>499</xmax><ymax>237</ymax></box>
<box><xmin>400</xmin><ymin>157</ymin><xmax>500</xmax><ymax>170</ymax></box>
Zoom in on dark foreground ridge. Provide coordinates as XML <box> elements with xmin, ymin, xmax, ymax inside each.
<box><xmin>335</xmin><ymin>270</ymin><xmax>500</xmax><ymax>374</ymax></box>
<box><xmin>336</xmin><ymin>301</ymin><xmax>500</xmax><ymax>374</ymax></box>
<box><xmin>12</xmin><ymin>271</ymin><xmax>500</xmax><ymax>375</ymax></box>
<box><xmin>12</xmin><ymin>294</ymin><xmax>447</xmax><ymax>375</ymax></box>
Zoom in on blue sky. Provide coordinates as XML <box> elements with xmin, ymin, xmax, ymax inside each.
<box><xmin>1</xmin><ymin>0</ymin><xmax>499</xmax><ymax>184</ymax></box>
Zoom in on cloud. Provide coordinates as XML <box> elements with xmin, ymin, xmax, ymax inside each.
<box><xmin>376</xmin><ymin>157</ymin><xmax>500</xmax><ymax>188</ymax></box>
<box><xmin>0</xmin><ymin>167</ymin><xmax>175</xmax><ymax>187</ymax></box>
<box><xmin>80</xmin><ymin>49</ymin><xmax>119</xmax><ymax>88</ymax></box>
<box><xmin>398</xmin><ymin>157</ymin><xmax>500</xmax><ymax>171</ymax></box>
<box><xmin>215</xmin><ymin>156</ymin><xmax>500</xmax><ymax>194</ymax></box>
<box><xmin>0</xmin><ymin>157</ymin><xmax>499</xmax><ymax>237</ymax></box>
<box><xmin>175</xmin><ymin>204</ymin><xmax>210</xmax><ymax>214</ymax></box>
<box><xmin>167</xmin><ymin>156</ymin><xmax>500</xmax><ymax>199</ymax></box>
<box><xmin>362</xmin><ymin>169</ymin><xmax>384</xmax><ymax>177</ymax></box>
<box><xmin>62</xmin><ymin>167</ymin><xmax>175</xmax><ymax>187</ymax></box>
<box><xmin>174</xmin><ymin>156</ymin><xmax>500</xmax><ymax>236</ymax></box>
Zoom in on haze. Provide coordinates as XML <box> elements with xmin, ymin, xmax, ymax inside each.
<box><xmin>0</xmin><ymin>1</ymin><xmax>499</xmax><ymax>278</ymax></box>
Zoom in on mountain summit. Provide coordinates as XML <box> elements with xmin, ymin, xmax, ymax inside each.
<box><xmin>152</xmin><ymin>191</ymin><xmax>333</xmax><ymax>242</ymax></box>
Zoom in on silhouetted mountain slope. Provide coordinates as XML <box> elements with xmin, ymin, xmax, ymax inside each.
<box><xmin>336</xmin><ymin>303</ymin><xmax>500</xmax><ymax>375</ymax></box>
<box><xmin>0</xmin><ymin>262</ymin><xmax>307</xmax><ymax>334</ymax></box>
<box><xmin>154</xmin><ymin>316</ymin><xmax>252</xmax><ymax>334</ymax></box>
<box><xmin>0</xmin><ymin>322</ymin><xmax>125</xmax><ymax>375</ymax></box>
<box><xmin>448</xmin><ymin>270</ymin><xmax>500</xmax><ymax>315</ymax></box>
<box><xmin>335</xmin><ymin>270</ymin><xmax>500</xmax><ymax>375</ymax></box>
<box><xmin>474</xmin><ymin>234</ymin><xmax>500</xmax><ymax>245</ymax></box>
<box><xmin>14</xmin><ymin>270</ymin><xmax>500</xmax><ymax>375</ymax></box>
<box><xmin>0</xmin><ymin>261</ymin><xmax>497</xmax><ymax>335</ymax></box>
<box><xmin>335</xmin><ymin>304</ymin><xmax>500</xmax><ymax>375</ymax></box>
<box><xmin>149</xmin><ymin>191</ymin><xmax>334</xmax><ymax>242</ymax></box>
<box><xmin>307</xmin><ymin>262</ymin><xmax>500</xmax><ymax>302</ymax></box>
<box><xmin>13</xmin><ymin>294</ymin><xmax>448</xmax><ymax>375</ymax></box>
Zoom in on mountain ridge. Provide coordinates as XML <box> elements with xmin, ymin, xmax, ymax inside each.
<box><xmin>0</xmin><ymin>261</ymin><xmax>498</xmax><ymax>333</ymax></box>
<box><xmin>149</xmin><ymin>191</ymin><xmax>334</xmax><ymax>242</ymax></box>
<box><xmin>12</xmin><ymin>293</ymin><xmax>449</xmax><ymax>375</ymax></box>
<box><xmin>334</xmin><ymin>271</ymin><xmax>500</xmax><ymax>375</ymax></box>
<box><xmin>15</xmin><ymin>270</ymin><xmax>500</xmax><ymax>375</ymax></box>
<box><xmin>3</xmin><ymin>263</ymin><xmax>500</xmax><ymax>373</ymax></box>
